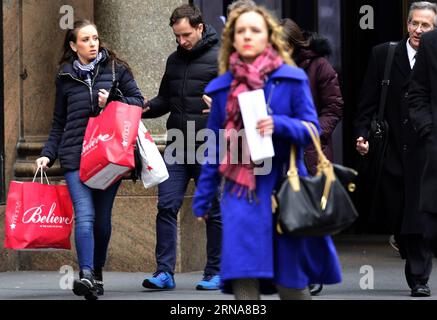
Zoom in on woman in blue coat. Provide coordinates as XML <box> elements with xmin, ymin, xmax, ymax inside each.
<box><xmin>193</xmin><ymin>4</ymin><xmax>341</xmax><ymax>300</ymax></box>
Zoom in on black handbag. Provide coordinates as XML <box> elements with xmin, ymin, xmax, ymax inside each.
<box><xmin>366</xmin><ymin>42</ymin><xmax>397</xmax><ymax>215</ymax></box>
<box><xmin>273</xmin><ymin>121</ymin><xmax>359</xmax><ymax>237</ymax></box>
<box><xmin>367</xmin><ymin>42</ymin><xmax>397</xmax><ymax>180</ymax></box>
<box><xmin>106</xmin><ymin>60</ymin><xmax>125</xmax><ymax>106</ymax></box>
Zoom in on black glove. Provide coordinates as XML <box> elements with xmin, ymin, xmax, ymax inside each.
<box><xmin>106</xmin><ymin>81</ymin><xmax>124</xmax><ymax>106</ymax></box>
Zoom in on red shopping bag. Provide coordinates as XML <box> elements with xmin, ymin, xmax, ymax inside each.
<box><xmin>4</xmin><ymin>170</ymin><xmax>73</xmax><ymax>250</ymax></box>
<box><xmin>79</xmin><ymin>101</ymin><xmax>142</xmax><ymax>190</ymax></box>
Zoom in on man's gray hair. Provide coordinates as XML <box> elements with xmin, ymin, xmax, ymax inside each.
<box><xmin>408</xmin><ymin>1</ymin><xmax>437</xmax><ymax>27</ymax></box>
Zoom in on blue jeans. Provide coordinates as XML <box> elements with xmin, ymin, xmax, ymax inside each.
<box><xmin>64</xmin><ymin>170</ymin><xmax>121</xmax><ymax>271</ymax></box>
<box><xmin>156</xmin><ymin>163</ymin><xmax>222</xmax><ymax>275</ymax></box>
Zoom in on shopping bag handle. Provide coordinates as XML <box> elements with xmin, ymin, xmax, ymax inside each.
<box><xmin>33</xmin><ymin>167</ymin><xmax>50</xmax><ymax>184</ymax></box>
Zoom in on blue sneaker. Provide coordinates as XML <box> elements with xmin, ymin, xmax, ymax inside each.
<box><xmin>196</xmin><ymin>274</ymin><xmax>221</xmax><ymax>290</ymax></box>
<box><xmin>142</xmin><ymin>271</ymin><xmax>175</xmax><ymax>290</ymax></box>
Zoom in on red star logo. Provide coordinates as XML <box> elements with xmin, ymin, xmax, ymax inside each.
<box><xmin>144</xmin><ymin>131</ymin><xmax>154</xmax><ymax>143</ymax></box>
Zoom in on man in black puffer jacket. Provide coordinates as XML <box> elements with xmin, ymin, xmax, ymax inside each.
<box><xmin>142</xmin><ymin>4</ymin><xmax>222</xmax><ymax>291</ymax></box>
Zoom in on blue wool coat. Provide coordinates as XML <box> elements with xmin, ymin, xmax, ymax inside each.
<box><xmin>192</xmin><ymin>64</ymin><xmax>342</xmax><ymax>293</ymax></box>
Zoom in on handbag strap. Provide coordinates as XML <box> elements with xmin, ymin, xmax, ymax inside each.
<box><xmin>288</xmin><ymin>121</ymin><xmax>335</xmax><ymax>210</ymax></box>
<box><xmin>377</xmin><ymin>42</ymin><xmax>397</xmax><ymax>121</ymax></box>
<box><xmin>112</xmin><ymin>59</ymin><xmax>115</xmax><ymax>83</ymax></box>
<box><xmin>288</xmin><ymin>122</ymin><xmax>330</xmax><ymax>173</ymax></box>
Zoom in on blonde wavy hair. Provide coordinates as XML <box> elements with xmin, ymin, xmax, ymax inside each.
<box><xmin>219</xmin><ymin>5</ymin><xmax>294</xmax><ymax>74</ymax></box>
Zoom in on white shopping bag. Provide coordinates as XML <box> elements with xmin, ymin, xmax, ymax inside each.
<box><xmin>137</xmin><ymin>121</ymin><xmax>169</xmax><ymax>188</ymax></box>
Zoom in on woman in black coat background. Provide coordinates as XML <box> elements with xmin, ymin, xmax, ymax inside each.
<box><xmin>280</xmin><ymin>18</ymin><xmax>343</xmax><ymax>176</ymax></box>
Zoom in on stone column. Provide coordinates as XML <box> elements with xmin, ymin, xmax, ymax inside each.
<box><xmin>94</xmin><ymin>0</ymin><xmax>208</xmax><ymax>273</ymax></box>
<box><xmin>95</xmin><ymin>0</ymin><xmax>186</xmax><ymax>135</ymax></box>
<box><xmin>13</xmin><ymin>0</ymin><xmax>93</xmax><ymax>180</ymax></box>
<box><xmin>1</xmin><ymin>0</ymin><xmax>21</xmax><ymax>271</ymax></box>
<box><xmin>22</xmin><ymin>0</ymin><xmax>94</xmax><ymax>138</ymax></box>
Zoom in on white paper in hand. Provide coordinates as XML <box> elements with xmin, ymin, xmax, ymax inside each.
<box><xmin>237</xmin><ymin>89</ymin><xmax>275</xmax><ymax>162</ymax></box>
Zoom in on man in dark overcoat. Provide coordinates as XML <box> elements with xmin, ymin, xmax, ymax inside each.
<box><xmin>355</xmin><ymin>1</ymin><xmax>437</xmax><ymax>297</ymax></box>
<box><xmin>408</xmin><ymin>11</ymin><xmax>437</xmax><ymax>296</ymax></box>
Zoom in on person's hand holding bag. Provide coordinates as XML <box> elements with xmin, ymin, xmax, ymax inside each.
<box><xmin>35</xmin><ymin>156</ymin><xmax>50</xmax><ymax>170</ymax></box>
<box><xmin>98</xmin><ymin>89</ymin><xmax>110</xmax><ymax>108</ymax></box>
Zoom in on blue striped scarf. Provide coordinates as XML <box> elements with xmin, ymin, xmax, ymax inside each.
<box><xmin>73</xmin><ymin>50</ymin><xmax>105</xmax><ymax>86</ymax></box>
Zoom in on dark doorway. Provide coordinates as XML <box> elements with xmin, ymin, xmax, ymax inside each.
<box><xmin>282</xmin><ymin>0</ymin><xmax>318</xmax><ymax>32</ymax></box>
<box><xmin>1</xmin><ymin>2</ymin><xmax>5</xmax><ymax>204</ymax></box>
<box><xmin>192</xmin><ymin>0</ymin><xmax>226</xmax><ymax>38</ymax></box>
<box><xmin>192</xmin><ymin>0</ymin><xmax>284</xmax><ymax>42</ymax></box>
<box><xmin>341</xmin><ymin>0</ymin><xmax>403</xmax><ymax>166</ymax></box>
<box><xmin>341</xmin><ymin>0</ymin><xmax>403</xmax><ymax>232</ymax></box>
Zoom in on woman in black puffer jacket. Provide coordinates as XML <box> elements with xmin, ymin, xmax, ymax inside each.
<box><xmin>36</xmin><ymin>20</ymin><xmax>144</xmax><ymax>300</ymax></box>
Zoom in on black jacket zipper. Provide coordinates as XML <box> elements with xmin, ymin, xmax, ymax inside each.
<box><xmin>59</xmin><ymin>64</ymin><xmax>101</xmax><ymax>114</ymax></box>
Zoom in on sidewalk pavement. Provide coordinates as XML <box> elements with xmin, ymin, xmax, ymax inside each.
<box><xmin>1</xmin><ymin>235</ymin><xmax>437</xmax><ymax>300</ymax></box>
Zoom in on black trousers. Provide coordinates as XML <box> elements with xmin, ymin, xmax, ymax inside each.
<box><xmin>423</xmin><ymin>212</ymin><xmax>437</xmax><ymax>257</ymax></box>
<box><xmin>396</xmin><ymin>233</ymin><xmax>433</xmax><ymax>288</ymax></box>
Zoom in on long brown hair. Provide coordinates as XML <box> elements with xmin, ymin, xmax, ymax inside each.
<box><xmin>59</xmin><ymin>20</ymin><xmax>133</xmax><ymax>75</ymax></box>
<box><xmin>279</xmin><ymin>18</ymin><xmax>309</xmax><ymax>59</ymax></box>
<box><xmin>218</xmin><ymin>5</ymin><xmax>293</xmax><ymax>74</ymax></box>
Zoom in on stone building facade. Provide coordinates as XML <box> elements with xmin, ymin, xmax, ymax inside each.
<box><xmin>0</xmin><ymin>0</ymin><xmax>201</xmax><ymax>273</ymax></box>
<box><xmin>1</xmin><ymin>0</ymin><xmax>422</xmax><ymax>272</ymax></box>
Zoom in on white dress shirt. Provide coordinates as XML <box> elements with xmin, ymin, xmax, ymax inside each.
<box><xmin>406</xmin><ymin>40</ymin><xmax>417</xmax><ymax>69</ymax></box>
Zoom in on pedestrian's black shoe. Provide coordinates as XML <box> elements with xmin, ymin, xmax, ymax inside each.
<box><xmin>72</xmin><ymin>269</ymin><xmax>98</xmax><ymax>300</ymax></box>
<box><xmin>309</xmin><ymin>284</ymin><xmax>323</xmax><ymax>296</ymax></box>
<box><xmin>411</xmin><ymin>284</ymin><xmax>431</xmax><ymax>297</ymax></box>
<box><xmin>94</xmin><ymin>268</ymin><xmax>104</xmax><ymax>296</ymax></box>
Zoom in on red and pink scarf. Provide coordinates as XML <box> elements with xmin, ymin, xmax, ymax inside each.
<box><xmin>219</xmin><ymin>45</ymin><xmax>283</xmax><ymax>197</ymax></box>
